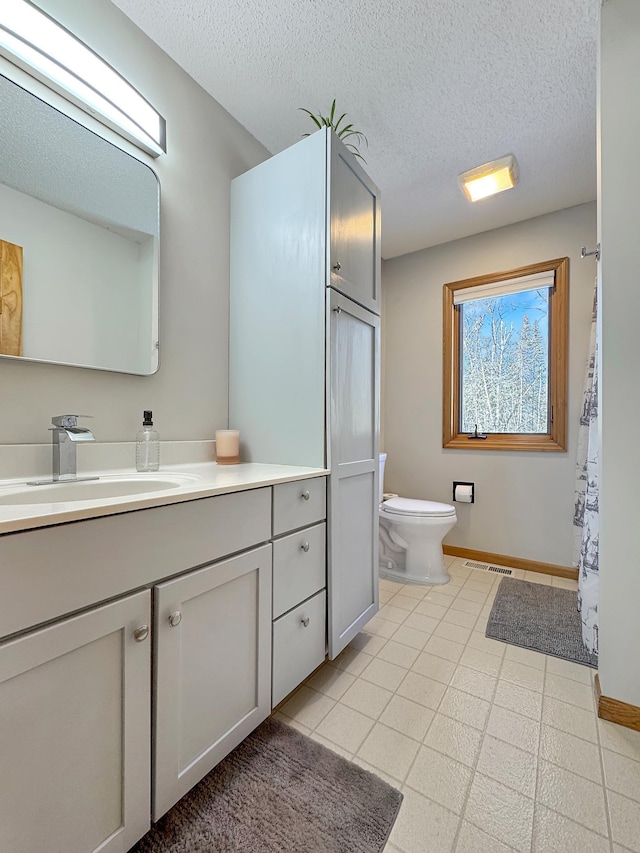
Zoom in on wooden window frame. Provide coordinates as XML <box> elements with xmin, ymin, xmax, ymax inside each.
<box><xmin>443</xmin><ymin>257</ymin><xmax>568</xmax><ymax>452</ymax></box>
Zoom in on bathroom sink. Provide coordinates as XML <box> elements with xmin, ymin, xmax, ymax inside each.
<box><xmin>0</xmin><ymin>473</ymin><xmax>200</xmax><ymax>506</ymax></box>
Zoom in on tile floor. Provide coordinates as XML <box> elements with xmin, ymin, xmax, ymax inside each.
<box><xmin>273</xmin><ymin>557</ymin><xmax>640</xmax><ymax>853</ymax></box>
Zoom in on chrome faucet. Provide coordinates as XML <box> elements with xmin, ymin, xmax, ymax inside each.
<box><xmin>28</xmin><ymin>415</ymin><xmax>98</xmax><ymax>486</ymax></box>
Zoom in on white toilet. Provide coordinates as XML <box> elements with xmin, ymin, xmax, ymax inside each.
<box><xmin>378</xmin><ymin>453</ymin><xmax>457</xmax><ymax>585</ymax></box>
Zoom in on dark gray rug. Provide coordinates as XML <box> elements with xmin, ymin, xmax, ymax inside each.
<box><xmin>486</xmin><ymin>577</ymin><xmax>597</xmax><ymax>668</ymax></box>
<box><xmin>132</xmin><ymin>717</ymin><xmax>403</xmax><ymax>853</ymax></box>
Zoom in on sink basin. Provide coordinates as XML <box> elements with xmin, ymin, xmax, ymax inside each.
<box><xmin>0</xmin><ymin>473</ymin><xmax>201</xmax><ymax>506</ymax></box>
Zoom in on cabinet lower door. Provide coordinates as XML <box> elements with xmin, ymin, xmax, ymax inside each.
<box><xmin>153</xmin><ymin>545</ymin><xmax>272</xmax><ymax>819</ymax></box>
<box><xmin>328</xmin><ymin>290</ymin><xmax>380</xmax><ymax>658</ymax></box>
<box><xmin>0</xmin><ymin>591</ymin><xmax>151</xmax><ymax>853</ymax></box>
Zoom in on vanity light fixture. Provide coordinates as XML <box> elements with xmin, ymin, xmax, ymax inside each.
<box><xmin>0</xmin><ymin>0</ymin><xmax>166</xmax><ymax>156</ymax></box>
<box><xmin>459</xmin><ymin>154</ymin><xmax>518</xmax><ymax>202</ymax></box>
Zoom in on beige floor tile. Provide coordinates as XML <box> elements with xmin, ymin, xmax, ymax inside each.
<box><xmin>448</xmin><ymin>574</ymin><xmax>466</xmax><ymax>588</ymax></box>
<box><xmin>307</xmin><ymin>730</ymin><xmax>353</xmax><ymax>759</ymax></box>
<box><xmin>434</xmin><ymin>621</ymin><xmax>473</xmax><ymax>645</ymax></box>
<box><xmin>540</xmin><ymin>725</ymin><xmax>603</xmax><ymax>783</ymax></box>
<box><xmin>532</xmin><ymin>804</ymin><xmax>610</xmax><ymax>853</ymax></box>
<box><xmin>340</xmin><ymin>678</ymin><xmax>393</xmax><ymax>720</ymax></box>
<box><xmin>380</xmin><ymin>579</ymin><xmax>405</xmax><ymax>593</ymax></box>
<box><xmin>271</xmin><ymin>711</ymin><xmax>311</xmax><ymax>736</ymax></box>
<box><xmin>456</xmin><ymin>588</ymin><xmax>488</xmax><ymax>604</ymax></box>
<box><xmin>486</xmin><ymin>705</ymin><xmax>540</xmax><ymax>754</ymax></box>
<box><xmin>449</xmin><ymin>598</ymin><xmax>483</xmax><ymax>616</ymax></box>
<box><xmin>465</xmin><ymin>773</ymin><xmax>534</xmax><ymax>852</ymax></box>
<box><xmin>466</xmin><ymin>631</ymin><xmax>506</xmax><ymax>658</ymax></box>
<box><xmin>608</xmin><ymin>791</ymin><xmax>640</xmax><ymax>852</ymax></box>
<box><xmin>406</xmin><ymin>745</ymin><xmax>472</xmax><ymax>814</ymax></box>
<box><xmin>332</xmin><ymin>644</ymin><xmax>375</xmax><ymax>677</ymax></box>
<box><xmin>477</xmin><ymin>734</ymin><xmax>538</xmax><ymax>798</ymax></box>
<box><xmin>379</xmin><ymin>694</ymin><xmax>435</xmax><ymax>742</ymax></box>
<box><xmin>411</xmin><ymin>651</ymin><xmax>457</xmax><ymax>684</ymax></box>
<box><xmin>423</xmin><ymin>713</ymin><xmax>483</xmax><ymax>766</ymax></box>
<box><xmin>442</xmin><ymin>608</ymin><xmax>477</xmax><ymax>629</ymax></box>
<box><xmin>391</xmin><ymin>624</ymin><xmax>431</xmax><ymax>651</ymax></box>
<box><xmin>425</xmin><ymin>591</ymin><xmax>456</xmax><ymax>608</ymax></box>
<box><xmin>439</xmin><ymin>687</ymin><xmax>491</xmax><ymax>730</ymax></box>
<box><xmin>542</xmin><ymin>696</ymin><xmax>598</xmax><ymax>743</ymax></box>
<box><xmin>397</xmin><ymin>670</ymin><xmax>447</xmax><ymax>710</ymax></box>
<box><xmin>414</xmin><ymin>599</ymin><xmax>449</xmax><ymax>620</ymax></box>
<box><xmin>305</xmin><ymin>663</ymin><xmax>356</xmax><ymax>699</ymax></box>
<box><xmin>366</xmin><ymin>615</ymin><xmax>400</xmax><ymax>639</ymax></box>
<box><xmin>404</xmin><ymin>612</ymin><xmax>440</xmax><ymax>635</ymax></box>
<box><xmin>361</xmin><ymin>657</ymin><xmax>407</xmax><ymax>692</ymax></box>
<box><xmin>396</xmin><ymin>583</ymin><xmax>429</xmax><ymax>601</ymax></box>
<box><xmin>352</xmin><ymin>755</ymin><xmax>401</xmax><ymax>788</ymax></box>
<box><xmin>450</xmin><ymin>665</ymin><xmax>497</xmax><ymax>702</ymax></box>
<box><xmin>493</xmin><ymin>680</ymin><xmax>543</xmax><ymax>721</ymax></box>
<box><xmin>603</xmin><ymin>748</ymin><xmax>640</xmax><ymax>802</ymax></box>
<box><xmin>501</xmin><ymin>658</ymin><xmax>545</xmax><ymax>692</ymax></box>
<box><xmin>387</xmin><ymin>593</ymin><xmax>420</xmax><ymax>612</ymax></box>
<box><xmin>357</xmin><ymin>722</ymin><xmax>420</xmax><ymax>780</ymax></box>
<box><xmin>459</xmin><ymin>646</ymin><xmax>502</xmax><ymax>677</ymax></box>
<box><xmin>379</xmin><ymin>589</ymin><xmax>394</xmax><ymax>605</ymax></box>
<box><xmin>598</xmin><ymin>719</ymin><xmax>640</xmax><ymax>761</ymax></box>
<box><xmin>378</xmin><ymin>604</ymin><xmax>410</xmax><ymax>625</ymax></box>
<box><xmin>424</xmin><ymin>635</ymin><xmax>465</xmax><ymax>663</ymax></box>
<box><xmin>278</xmin><ymin>685</ymin><xmax>336</xmax><ymax>729</ymax></box>
<box><xmin>455</xmin><ymin>820</ymin><xmax>518</xmax><ymax>853</ymax></box>
<box><xmin>545</xmin><ymin>672</ymin><xmax>594</xmax><ymax>710</ymax></box>
<box><xmin>545</xmin><ymin>656</ymin><xmax>592</xmax><ymax>684</ymax></box>
<box><xmin>389</xmin><ymin>786</ymin><xmax>459</xmax><ymax>853</ymax></box>
<box><xmin>449</xmin><ymin>564</ymin><xmax>472</xmax><ymax>579</ymax></box>
<box><xmin>350</xmin><ymin>631</ymin><xmax>389</xmax><ymax>656</ymax></box>
<box><xmin>504</xmin><ymin>643</ymin><xmax>546</xmax><ymax>671</ymax></box>
<box><xmin>314</xmin><ymin>702</ymin><xmax>375</xmax><ymax>752</ymax></box>
<box><xmin>551</xmin><ymin>576</ymin><xmax>578</xmax><ymax>590</ymax></box>
<box><xmin>537</xmin><ymin>759</ymin><xmax>608</xmax><ymax>836</ymax></box>
<box><xmin>464</xmin><ymin>578</ymin><xmax>494</xmax><ymax>593</ymax></box>
<box><xmin>377</xmin><ymin>639</ymin><xmax>421</xmax><ymax>669</ymax></box>
<box><xmin>524</xmin><ymin>571</ymin><xmax>553</xmax><ymax>584</ymax></box>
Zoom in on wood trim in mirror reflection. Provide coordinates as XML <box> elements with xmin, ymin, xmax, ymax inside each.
<box><xmin>0</xmin><ymin>239</ymin><xmax>23</xmax><ymax>357</ymax></box>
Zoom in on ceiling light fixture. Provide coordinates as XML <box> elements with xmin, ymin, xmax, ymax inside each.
<box><xmin>0</xmin><ymin>0</ymin><xmax>166</xmax><ymax>156</ymax></box>
<box><xmin>459</xmin><ymin>154</ymin><xmax>518</xmax><ymax>202</ymax></box>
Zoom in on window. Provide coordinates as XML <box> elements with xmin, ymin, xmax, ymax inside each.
<box><xmin>443</xmin><ymin>257</ymin><xmax>568</xmax><ymax>451</ymax></box>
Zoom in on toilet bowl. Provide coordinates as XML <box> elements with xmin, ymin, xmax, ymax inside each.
<box><xmin>378</xmin><ymin>454</ymin><xmax>457</xmax><ymax>585</ymax></box>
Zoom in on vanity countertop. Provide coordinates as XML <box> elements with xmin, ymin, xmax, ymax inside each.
<box><xmin>0</xmin><ymin>462</ymin><xmax>329</xmax><ymax>535</ymax></box>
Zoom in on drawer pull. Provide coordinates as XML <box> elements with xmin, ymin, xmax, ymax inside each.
<box><xmin>301</xmin><ymin>490</ymin><xmax>310</xmax><ymax>501</ymax></box>
<box><xmin>300</xmin><ymin>542</ymin><xmax>310</xmax><ymax>552</ymax></box>
<box><xmin>300</xmin><ymin>616</ymin><xmax>310</xmax><ymax>628</ymax></box>
<box><xmin>168</xmin><ymin>611</ymin><xmax>182</xmax><ymax>627</ymax></box>
<box><xmin>133</xmin><ymin>625</ymin><xmax>149</xmax><ymax>643</ymax></box>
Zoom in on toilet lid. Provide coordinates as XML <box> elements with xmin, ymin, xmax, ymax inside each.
<box><xmin>382</xmin><ymin>496</ymin><xmax>456</xmax><ymax>518</ymax></box>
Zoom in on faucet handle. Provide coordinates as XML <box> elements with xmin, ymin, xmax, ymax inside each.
<box><xmin>51</xmin><ymin>415</ymin><xmax>93</xmax><ymax>428</ymax></box>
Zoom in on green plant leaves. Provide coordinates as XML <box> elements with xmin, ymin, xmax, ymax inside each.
<box><xmin>298</xmin><ymin>102</ymin><xmax>368</xmax><ymax>162</ymax></box>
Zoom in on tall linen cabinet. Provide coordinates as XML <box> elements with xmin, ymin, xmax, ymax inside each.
<box><xmin>230</xmin><ymin>128</ymin><xmax>380</xmax><ymax>660</ymax></box>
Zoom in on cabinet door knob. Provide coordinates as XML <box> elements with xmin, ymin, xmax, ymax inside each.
<box><xmin>301</xmin><ymin>542</ymin><xmax>310</xmax><ymax>552</ymax></box>
<box><xmin>168</xmin><ymin>611</ymin><xmax>182</xmax><ymax>627</ymax></box>
<box><xmin>301</xmin><ymin>490</ymin><xmax>310</xmax><ymax>501</ymax></box>
<box><xmin>332</xmin><ymin>261</ymin><xmax>341</xmax><ymax>272</ymax></box>
<box><xmin>133</xmin><ymin>625</ymin><xmax>149</xmax><ymax>643</ymax></box>
<box><xmin>333</xmin><ymin>306</ymin><xmax>342</xmax><ymax>314</ymax></box>
<box><xmin>301</xmin><ymin>616</ymin><xmax>310</xmax><ymax>627</ymax></box>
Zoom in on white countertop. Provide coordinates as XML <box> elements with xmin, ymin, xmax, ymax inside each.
<box><xmin>0</xmin><ymin>462</ymin><xmax>329</xmax><ymax>535</ymax></box>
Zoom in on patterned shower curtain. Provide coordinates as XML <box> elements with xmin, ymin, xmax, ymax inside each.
<box><xmin>572</xmin><ymin>285</ymin><xmax>599</xmax><ymax>655</ymax></box>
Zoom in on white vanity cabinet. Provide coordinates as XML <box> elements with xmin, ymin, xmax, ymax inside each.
<box><xmin>230</xmin><ymin>127</ymin><xmax>381</xmax><ymax>659</ymax></box>
<box><xmin>0</xmin><ymin>590</ymin><xmax>151</xmax><ymax>853</ymax></box>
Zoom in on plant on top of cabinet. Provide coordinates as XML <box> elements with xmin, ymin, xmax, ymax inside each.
<box><xmin>299</xmin><ymin>99</ymin><xmax>368</xmax><ymax>161</ymax></box>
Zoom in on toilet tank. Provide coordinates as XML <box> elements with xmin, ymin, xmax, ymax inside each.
<box><xmin>379</xmin><ymin>453</ymin><xmax>387</xmax><ymax>504</ymax></box>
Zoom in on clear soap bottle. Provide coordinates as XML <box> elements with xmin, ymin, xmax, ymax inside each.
<box><xmin>136</xmin><ymin>410</ymin><xmax>160</xmax><ymax>472</ymax></box>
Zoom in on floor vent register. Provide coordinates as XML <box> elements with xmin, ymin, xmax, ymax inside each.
<box><xmin>462</xmin><ymin>560</ymin><xmax>513</xmax><ymax>576</ymax></box>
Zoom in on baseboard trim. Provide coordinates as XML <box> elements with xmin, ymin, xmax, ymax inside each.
<box><xmin>595</xmin><ymin>674</ymin><xmax>640</xmax><ymax>732</ymax></box>
<box><xmin>442</xmin><ymin>545</ymin><xmax>578</xmax><ymax>580</ymax></box>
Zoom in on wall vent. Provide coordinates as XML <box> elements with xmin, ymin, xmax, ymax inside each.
<box><xmin>462</xmin><ymin>560</ymin><xmax>513</xmax><ymax>576</ymax></box>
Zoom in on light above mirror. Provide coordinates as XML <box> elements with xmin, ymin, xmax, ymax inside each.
<box><xmin>0</xmin><ymin>0</ymin><xmax>166</xmax><ymax>156</ymax></box>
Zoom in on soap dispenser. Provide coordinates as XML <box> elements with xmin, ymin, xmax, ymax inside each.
<box><xmin>136</xmin><ymin>410</ymin><xmax>160</xmax><ymax>472</ymax></box>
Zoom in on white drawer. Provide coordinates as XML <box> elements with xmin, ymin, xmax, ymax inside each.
<box><xmin>272</xmin><ymin>590</ymin><xmax>325</xmax><ymax>707</ymax></box>
<box><xmin>272</xmin><ymin>477</ymin><xmax>326</xmax><ymax>536</ymax></box>
<box><xmin>273</xmin><ymin>523</ymin><xmax>326</xmax><ymax>619</ymax></box>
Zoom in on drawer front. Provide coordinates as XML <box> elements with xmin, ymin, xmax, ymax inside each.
<box><xmin>272</xmin><ymin>591</ymin><xmax>325</xmax><ymax>707</ymax></box>
<box><xmin>272</xmin><ymin>477</ymin><xmax>326</xmax><ymax>536</ymax></box>
<box><xmin>273</xmin><ymin>523</ymin><xmax>326</xmax><ymax>619</ymax></box>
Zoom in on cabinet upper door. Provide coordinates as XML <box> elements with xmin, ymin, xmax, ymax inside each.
<box><xmin>329</xmin><ymin>135</ymin><xmax>381</xmax><ymax>315</ymax></box>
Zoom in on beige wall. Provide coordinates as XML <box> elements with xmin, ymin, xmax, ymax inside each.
<box><xmin>382</xmin><ymin>202</ymin><xmax>596</xmax><ymax>567</ymax></box>
<box><xmin>0</xmin><ymin>0</ymin><xmax>269</xmax><ymax>447</ymax></box>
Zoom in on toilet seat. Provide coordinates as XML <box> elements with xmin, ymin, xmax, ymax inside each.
<box><xmin>381</xmin><ymin>496</ymin><xmax>456</xmax><ymax>518</ymax></box>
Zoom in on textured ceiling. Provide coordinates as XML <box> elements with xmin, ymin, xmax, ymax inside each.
<box><xmin>110</xmin><ymin>0</ymin><xmax>599</xmax><ymax>258</ymax></box>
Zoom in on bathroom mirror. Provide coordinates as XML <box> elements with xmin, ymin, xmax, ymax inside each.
<box><xmin>0</xmin><ymin>72</ymin><xmax>159</xmax><ymax>374</ymax></box>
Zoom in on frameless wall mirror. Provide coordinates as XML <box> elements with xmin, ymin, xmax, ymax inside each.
<box><xmin>0</xmin><ymin>72</ymin><xmax>160</xmax><ymax>374</ymax></box>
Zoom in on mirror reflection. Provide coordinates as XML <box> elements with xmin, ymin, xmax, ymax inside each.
<box><xmin>0</xmin><ymin>73</ymin><xmax>160</xmax><ymax>374</ymax></box>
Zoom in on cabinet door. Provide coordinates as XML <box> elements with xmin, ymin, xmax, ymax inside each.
<box><xmin>153</xmin><ymin>545</ymin><xmax>272</xmax><ymax>819</ymax></box>
<box><xmin>0</xmin><ymin>591</ymin><xmax>151</xmax><ymax>853</ymax></box>
<box><xmin>329</xmin><ymin>136</ymin><xmax>381</xmax><ymax>315</ymax></box>
<box><xmin>327</xmin><ymin>290</ymin><xmax>380</xmax><ymax>658</ymax></box>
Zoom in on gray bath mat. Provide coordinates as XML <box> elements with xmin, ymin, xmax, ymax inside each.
<box><xmin>132</xmin><ymin>716</ymin><xmax>402</xmax><ymax>853</ymax></box>
<box><xmin>486</xmin><ymin>577</ymin><xmax>597</xmax><ymax>668</ymax></box>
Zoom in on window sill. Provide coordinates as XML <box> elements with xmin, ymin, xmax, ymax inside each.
<box><xmin>443</xmin><ymin>434</ymin><xmax>566</xmax><ymax>452</ymax></box>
